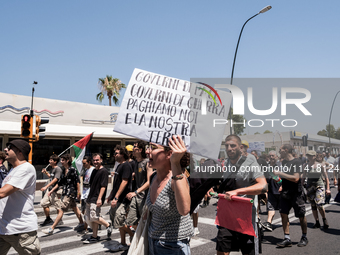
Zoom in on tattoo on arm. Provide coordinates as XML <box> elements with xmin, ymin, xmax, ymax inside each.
<box><xmin>261</xmin><ymin>184</ymin><xmax>268</xmax><ymax>194</ymax></box>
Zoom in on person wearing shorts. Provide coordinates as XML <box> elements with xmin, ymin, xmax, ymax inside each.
<box><xmin>0</xmin><ymin>140</ymin><xmax>41</xmax><ymax>255</ymax></box>
<box><xmin>40</xmin><ymin>154</ymin><xmax>63</xmax><ymax>226</ymax></box>
<box><xmin>302</xmin><ymin>150</ymin><xmax>330</xmax><ymax>229</ymax></box>
<box><xmin>79</xmin><ymin>156</ymin><xmax>95</xmax><ymax>232</ymax></box>
<box><xmin>83</xmin><ymin>153</ymin><xmax>111</xmax><ymax>244</ymax></box>
<box><xmin>107</xmin><ymin>146</ymin><xmax>133</xmax><ymax>252</ymax></box>
<box><xmin>42</xmin><ymin>154</ymin><xmax>84</xmax><ymax>235</ymax></box>
<box><xmin>261</xmin><ymin>150</ymin><xmax>282</xmax><ymax>232</ymax></box>
<box><xmin>125</xmin><ymin>140</ymin><xmax>152</xmax><ymax>230</ymax></box>
<box><xmin>274</xmin><ymin>144</ymin><xmax>308</xmax><ymax>248</ymax></box>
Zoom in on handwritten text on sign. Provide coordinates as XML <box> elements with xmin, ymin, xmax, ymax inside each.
<box><xmin>114</xmin><ymin>68</ymin><xmax>231</xmax><ymax>159</ymax></box>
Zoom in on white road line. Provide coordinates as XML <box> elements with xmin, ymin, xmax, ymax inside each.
<box><xmin>47</xmin><ymin>237</ymin><xmax>122</xmax><ymax>255</ymax></box>
<box><xmin>8</xmin><ymin>228</ymin><xmax>120</xmax><ymax>255</ymax></box>
<box><xmin>190</xmin><ymin>236</ymin><xmax>212</xmax><ymax>248</ymax></box>
<box><xmin>198</xmin><ymin>216</ymin><xmax>216</xmax><ymax>226</ymax></box>
<box><xmin>272</xmin><ymin>200</ymin><xmax>335</xmax><ymax>225</ymax></box>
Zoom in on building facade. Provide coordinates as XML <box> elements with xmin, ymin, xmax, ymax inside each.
<box><xmin>0</xmin><ymin>92</ymin><xmax>135</xmax><ymax>179</ymax></box>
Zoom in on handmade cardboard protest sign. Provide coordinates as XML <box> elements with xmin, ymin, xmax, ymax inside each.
<box><xmin>114</xmin><ymin>68</ymin><xmax>231</xmax><ymax>159</ymax></box>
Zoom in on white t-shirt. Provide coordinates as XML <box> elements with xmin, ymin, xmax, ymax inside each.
<box><xmin>81</xmin><ymin>166</ymin><xmax>94</xmax><ymax>200</ymax></box>
<box><xmin>326</xmin><ymin>156</ymin><xmax>336</xmax><ymax>168</ymax></box>
<box><xmin>0</xmin><ymin>162</ymin><xmax>38</xmax><ymax>235</ymax></box>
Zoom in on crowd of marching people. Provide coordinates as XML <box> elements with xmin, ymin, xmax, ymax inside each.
<box><xmin>0</xmin><ymin>135</ymin><xmax>339</xmax><ymax>255</ymax></box>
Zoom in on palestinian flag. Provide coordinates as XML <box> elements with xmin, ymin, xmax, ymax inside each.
<box><xmin>72</xmin><ymin>132</ymin><xmax>94</xmax><ymax>173</ymax></box>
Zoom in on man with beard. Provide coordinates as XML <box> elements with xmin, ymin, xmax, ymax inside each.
<box><xmin>216</xmin><ymin>135</ymin><xmax>267</xmax><ymax>255</ymax></box>
<box><xmin>125</xmin><ymin>140</ymin><xmax>152</xmax><ymax>231</ymax></box>
<box><xmin>0</xmin><ymin>140</ymin><xmax>41</xmax><ymax>254</ymax></box>
<box><xmin>108</xmin><ymin>146</ymin><xmax>133</xmax><ymax>251</ymax></box>
<box><xmin>83</xmin><ymin>153</ymin><xmax>111</xmax><ymax>244</ymax></box>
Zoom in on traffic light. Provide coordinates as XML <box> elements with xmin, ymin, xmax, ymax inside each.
<box><xmin>302</xmin><ymin>135</ymin><xmax>308</xmax><ymax>147</ymax></box>
<box><xmin>21</xmin><ymin>114</ymin><xmax>33</xmax><ymax>138</ymax></box>
<box><xmin>35</xmin><ymin>115</ymin><xmax>49</xmax><ymax>141</ymax></box>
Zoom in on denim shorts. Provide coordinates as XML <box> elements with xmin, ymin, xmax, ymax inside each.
<box><xmin>148</xmin><ymin>237</ymin><xmax>190</xmax><ymax>255</ymax></box>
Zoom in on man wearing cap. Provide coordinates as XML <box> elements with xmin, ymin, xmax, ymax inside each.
<box><xmin>241</xmin><ymin>140</ymin><xmax>257</xmax><ymax>162</ymax></box>
<box><xmin>302</xmin><ymin>150</ymin><xmax>330</xmax><ymax>229</ymax></box>
<box><xmin>0</xmin><ymin>139</ymin><xmax>41</xmax><ymax>254</ymax></box>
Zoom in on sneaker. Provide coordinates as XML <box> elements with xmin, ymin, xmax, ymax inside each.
<box><xmin>40</xmin><ymin>218</ymin><xmax>54</xmax><ymax>226</ymax></box>
<box><xmin>206</xmin><ymin>197</ymin><xmax>210</xmax><ymax>205</ymax></box>
<box><xmin>262</xmin><ymin>222</ymin><xmax>273</xmax><ymax>232</ymax></box>
<box><xmin>297</xmin><ymin>236</ymin><xmax>308</xmax><ymax>247</ymax></box>
<box><xmin>110</xmin><ymin>243</ymin><xmax>129</xmax><ymax>252</ymax></box>
<box><xmin>83</xmin><ymin>236</ymin><xmax>100</xmax><ymax>244</ymax></box>
<box><xmin>201</xmin><ymin>201</ymin><xmax>207</xmax><ymax>208</ymax></box>
<box><xmin>42</xmin><ymin>227</ymin><xmax>54</xmax><ymax>235</ymax></box>
<box><xmin>74</xmin><ymin>223</ymin><xmax>85</xmax><ymax>231</ymax></box>
<box><xmin>57</xmin><ymin>220</ymin><xmax>64</xmax><ymax>226</ymax></box>
<box><xmin>193</xmin><ymin>227</ymin><xmax>200</xmax><ymax>236</ymax></box>
<box><xmin>77</xmin><ymin>230</ymin><xmax>88</xmax><ymax>236</ymax></box>
<box><xmin>277</xmin><ymin>238</ymin><xmax>292</xmax><ymax>248</ymax></box>
<box><xmin>107</xmin><ymin>223</ymin><xmax>112</xmax><ymax>238</ymax></box>
<box><xmin>313</xmin><ymin>221</ymin><xmax>320</xmax><ymax>228</ymax></box>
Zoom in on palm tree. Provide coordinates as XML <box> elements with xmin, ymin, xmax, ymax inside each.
<box><xmin>96</xmin><ymin>75</ymin><xmax>126</xmax><ymax>106</ymax></box>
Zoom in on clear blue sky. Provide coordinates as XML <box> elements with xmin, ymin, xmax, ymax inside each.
<box><xmin>1</xmin><ymin>1</ymin><xmax>340</xmax><ymax>135</ymax></box>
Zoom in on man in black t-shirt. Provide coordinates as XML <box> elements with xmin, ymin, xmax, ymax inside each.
<box><xmin>261</xmin><ymin>150</ymin><xmax>282</xmax><ymax>232</ymax></box>
<box><xmin>83</xmin><ymin>153</ymin><xmax>111</xmax><ymax>244</ymax></box>
<box><xmin>274</xmin><ymin>144</ymin><xmax>308</xmax><ymax>248</ymax></box>
<box><xmin>107</xmin><ymin>145</ymin><xmax>133</xmax><ymax>252</ymax></box>
<box><xmin>125</xmin><ymin>140</ymin><xmax>152</xmax><ymax>230</ymax></box>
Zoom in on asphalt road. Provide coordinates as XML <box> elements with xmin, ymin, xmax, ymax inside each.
<box><xmin>7</xmin><ymin>186</ymin><xmax>340</xmax><ymax>255</ymax></box>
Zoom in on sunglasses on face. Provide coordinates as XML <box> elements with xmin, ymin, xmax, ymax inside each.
<box><xmin>6</xmin><ymin>144</ymin><xmax>13</xmax><ymax>150</ymax></box>
<box><xmin>145</xmin><ymin>144</ymin><xmax>163</xmax><ymax>151</ymax></box>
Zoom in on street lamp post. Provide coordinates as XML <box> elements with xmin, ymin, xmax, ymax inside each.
<box><xmin>328</xmin><ymin>90</ymin><xmax>340</xmax><ymax>153</ymax></box>
<box><xmin>229</xmin><ymin>5</ymin><xmax>272</xmax><ymax>134</ymax></box>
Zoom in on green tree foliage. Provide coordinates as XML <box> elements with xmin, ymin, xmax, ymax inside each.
<box><xmin>317</xmin><ymin>124</ymin><xmax>336</xmax><ymax>138</ymax></box>
<box><xmin>96</xmin><ymin>75</ymin><xmax>126</xmax><ymax>106</ymax></box>
<box><xmin>230</xmin><ymin>107</ymin><xmax>246</xmax><ymax>135</ymax></box>
<box><xmin>263</xmin><ymin>130</ymin><xmax>272</xmax><ymax>134</ymax></box>
<box><xmin>336</xmin><ymin>128</ymin><xmax>340</xmax><ymax>139</ymax></box>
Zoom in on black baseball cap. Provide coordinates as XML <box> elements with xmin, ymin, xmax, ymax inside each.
<box><xmin>6</xmin><ymin>139</ymin><xmax>31</xmax><ymax>160</ymax></box>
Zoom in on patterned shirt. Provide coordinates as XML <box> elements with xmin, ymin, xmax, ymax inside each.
<box><xmin>146</xmin><ymin>176</ymin><xmax>193</xmax><ymax>241</ymax></box>
<box><xmin>58</xmin><ymin>167</ymin><xmax>80</xmax><ymax>198</ymax></box>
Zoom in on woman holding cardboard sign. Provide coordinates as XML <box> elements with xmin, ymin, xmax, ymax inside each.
<box><xmin>145</xmin><ymin>134</ymin><xmax>193</xmax><ymax>255</ymax></box>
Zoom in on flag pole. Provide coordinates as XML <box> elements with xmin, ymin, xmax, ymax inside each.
<box><xmin>43</xmin><ymin>144</ymin><xmax>73</xmax><ymax>169</ymax></box>
<box><xmin>42</xmin><ymin>132</ymin><xmax>94</xmax><ymax>169</ymax></box>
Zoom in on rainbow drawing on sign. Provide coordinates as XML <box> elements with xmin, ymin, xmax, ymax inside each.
<box><xmin>196</xmin><ymin>82</ymin><xmax>223</xmax><ymax>115</ymax></box>
<box><xmin>196</xmin><ymin>82</ymin><xmax>223</xmax><ymax>106</ymax></box>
